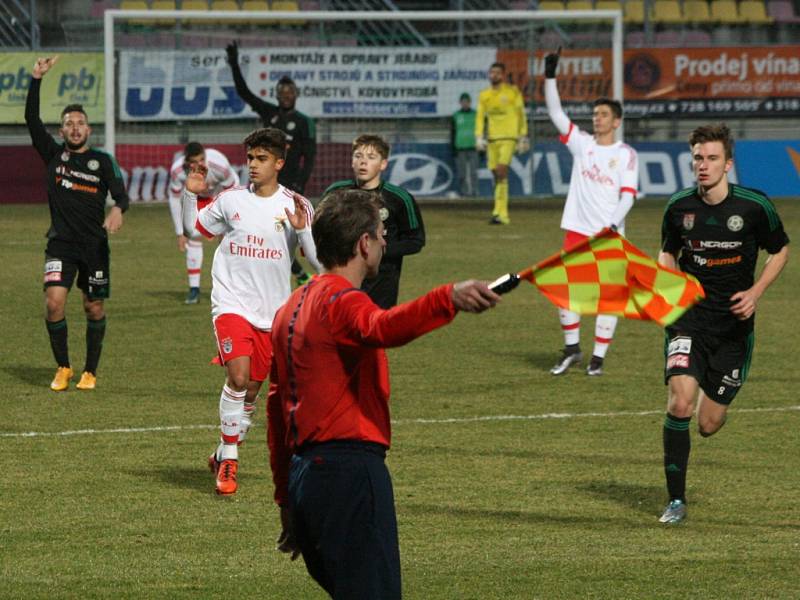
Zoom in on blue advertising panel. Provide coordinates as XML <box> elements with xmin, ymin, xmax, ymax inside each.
<box><xmin>383</xmin><ymin>141</ymin><xmax>799</xmax><ymax>199</ymax></box>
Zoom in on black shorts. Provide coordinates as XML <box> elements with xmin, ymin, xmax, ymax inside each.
<box><xmin>664</xmin><ymin>328</ymin><xmax>754</xmax><ymax>405</ymax></box>
<box><xmin>44</xmin><ymin>238</ymin><xmax>110</xmax><ymax>299</ymax></box>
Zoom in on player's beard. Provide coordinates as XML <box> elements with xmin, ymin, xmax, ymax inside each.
<box><xmin>65</xmin><ymin>137</ymin><xmax>87</xmax><ymax>151</ymax></box>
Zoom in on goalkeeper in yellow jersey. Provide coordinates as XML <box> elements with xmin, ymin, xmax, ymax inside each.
<box><xmin>475</xmin><ymin>62</ymin><xmax>528</xmax><ymax>225</ymax></box>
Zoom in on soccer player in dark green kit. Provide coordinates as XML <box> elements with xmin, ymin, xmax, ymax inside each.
<box><xmin>26</xmin><ymin>56</ymin><xmax>130</xmax><ymax>392</ymax></box>
<box><xmin>323</xmin><ymin>135</ymin><xmax>426</xmax><ymax>309</ymax></box>
<box><xmin>657</xmin><ymin>124</ymin><xmax>789</xmax><ymax>523</ymax></box>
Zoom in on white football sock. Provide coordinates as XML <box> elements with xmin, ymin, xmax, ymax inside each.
<box><xmin>219</xmin><ymin>384</ymin><xmax>245</xmax><ymax>461</ymax></box>
<box><xmin>592</xmin><ymin>315</ymin><xmax>618</xmax><ymax>359</ymax></box>
<box><xmin>186</xmin><ymin>239</ymin><xmax>203</xmax><ymax>288</ymax></box>
<box><xmin>239</xmin><ymin>400</ymin><xmax>257</xmax><ymax>444</ymax></box>
<box><xmin>558</xmin><ymin>309</ymin><xmax>581</xmax><ymax>347</ymax></box>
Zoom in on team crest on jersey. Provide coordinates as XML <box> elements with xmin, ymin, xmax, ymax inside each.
<box><xmin>61</xmin><ymin>151</ymin><xmax>70</xmax><ymax>162</ymax></box>
<box><xmin>221</xmin><ymin>337</ymin><xmax>233</xmax><ymax>354</ymax></box>
<box><xmin>608</xmin><ymin>158</ymin><xmax>618</xmax><ymax>170</ymax></box>
<box><xmin>379</xmin><ymin>207</ymin><xmax>389</xmax><ymax>221</ymax></box>
<box><xmin>727</xmin><ymin>215</ymin><xmax>743</xmax><ymax>231</ymax></box>
<box><xmin>87</xmin><ymin>159</ymin><xmax>99</xmax><ymax>171</ymax></box>
<box><xmin>683</xmin><ymin>213</ymin><xmax>695</xmax><ymax>230</ymax></box>
<box><xmin>274</xmin><ymin>216</ymin><xmax>286</xmax><ymax>232</ymax></box>
<box><xmin>287</xmin><ymin>121</ymin><xmax>296</xmax><ymax>131</ymax></box>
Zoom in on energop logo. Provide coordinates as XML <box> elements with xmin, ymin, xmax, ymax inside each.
<box><xmin>387</xmin><ymin>153</ymin><xmax>452</xmax><ymax>196</ymax></box>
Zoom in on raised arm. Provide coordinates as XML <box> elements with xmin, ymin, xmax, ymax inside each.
<box><xmin>226</xmin><ymin>41</ymin><xmax>277</xmax><ymax>119</ymax></box>
<box><xmin>26</xmin><ymin>56</ymin><xmax>61</xmax><ymax>161</ymax></box>
<box><xmin>544</xmin><ymin>51</ymin><xmax>571</xmax><ymax>136</ymax></box>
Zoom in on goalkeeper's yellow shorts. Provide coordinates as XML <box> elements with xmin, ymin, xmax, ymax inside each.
<box><xmin>487</xmin><ymin>139</ymin><xmax>516</xmax><ymax>170</ymax></box>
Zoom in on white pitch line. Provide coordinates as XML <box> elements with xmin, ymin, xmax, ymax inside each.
<box><xmin>2</xmin><ymin>405</ymin><xmax>799</xmax><ymax>439</ymax></box>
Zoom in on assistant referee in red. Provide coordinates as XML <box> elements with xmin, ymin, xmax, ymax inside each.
<box><xmin>267</xmin><ymin>188</ymin><xmax>500</xmax><ymax>599</ymax></box>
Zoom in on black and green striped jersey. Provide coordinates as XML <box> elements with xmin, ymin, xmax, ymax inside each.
<box><xmin>661</xmin><ymin>183</ymin><xmax>789</xmax><ymax>336</ymax></box>
<box><xmin>323</xmin><ymin>179</ymin><xmax>425</xmax><ymax>307</ymax></box>
<box><xmin>26</xmin><ymin>78</ymin><xmax>129</xmax><ymax>244</ymax></box>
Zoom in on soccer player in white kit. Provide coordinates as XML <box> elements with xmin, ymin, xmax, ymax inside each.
<box><xmin>182</xmin><ymin>128</ymin><xmax>320</xmax><ymax>495</ymax></box>
<box><xmin>168</xmin><ymin>142</ymin><xmax>239</xmax><ymax>304</ymax></box>
<box><xmin>544</xmin><ymin>50</ymin><xmax>639</xmax><ymax>376</ymax></box>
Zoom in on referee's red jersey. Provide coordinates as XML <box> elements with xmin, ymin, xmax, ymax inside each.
<box><xmin>268</xmin><ymin>273</ymin><xmax>456</xmax><ymax>505</ymax></box>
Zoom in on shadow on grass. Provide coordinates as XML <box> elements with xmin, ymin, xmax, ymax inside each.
<box><xmin>144</xmin><ymin>290</ymin><xmax>193</xmax><ymax>303</ymax></box>
<box><xmin>2</xmin><ymin>365</ymin><xmax>54</xmax><ymax>387</ymax></box>
<box><xmin>402</xmin><ymin>501</ymin><xmax>623</xmax><ymax>526</ymax></box>
<box><xmin>577</xmin><ymin>480</ymin><xmax>664</xmax><ymax>516</ymax></box>
<box><xmin>130</xmin><ymin>466</ymin><xmax>211</xmax><ymax>493</ymax></box>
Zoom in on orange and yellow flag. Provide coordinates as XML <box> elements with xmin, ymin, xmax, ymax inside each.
<box><xmin>519</xmin><ymin>229</ymin><xmax>705</xmax><ymax>327</ymax></box>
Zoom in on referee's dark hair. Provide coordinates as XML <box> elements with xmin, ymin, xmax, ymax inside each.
<box><xmin>689</xmin><ymin>123</ymin><xmax>734</xmax><ymax>160</ymax></box>
<box><xmin>244</xmin><ymin>127</ymin><xmax>287</xmax><ymax>161</ymax></box>
<box><xmin>313</xmin><ymin>189</ymin><xmax>382</xmax><ymax>270</ymax></box>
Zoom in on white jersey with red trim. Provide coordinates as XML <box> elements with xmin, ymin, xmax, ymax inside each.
<box><xmin>168</xmin><ymin>148</ymin><xmax>239</xmax><ymax>235</ymax></box>
<box><xmin>196</xmin><ymin>184</ymin><xmax>316</xmax><ymax>330</ymax></box>
<box><xmin>560</xmin><ymin>124</ymin><xmax>639</xmax><ymax>236</ymax></box>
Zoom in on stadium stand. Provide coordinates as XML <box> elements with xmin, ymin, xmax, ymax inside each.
<box><xmin>652</xmin><ymin>0</ymin><xmax>685</xmax><ymax>23</ymax></box>
<box><xmin>537</xmin><ymin>1</ymin><xmax>567</xmax><ymax>10</ymax></box>
<box><xmin>710</xmin><ymin>0</ymin><xmax>744</xmax><ymax>22</ymax></box>
<box><xmin>739</xmin><ymin>0</ymin><xmax>774</xmax><ymax>21</ymax></box>
<box><xmin>566</xmin><ymin>0</ymin><xmax>595</xmax><ymax>11</ymax></box>
<box><xmin>682</xmin><ymin>0</ymin><xmax>714</xmax><ymax>24</ymax></box>
<box><xmin>768</xmin><ymin>0</ymin><xmax>800</xmax><ymax>21</ymax></box>
<box><xmin>623</xmin><ymin>0</ymin><xmax>646</xmax><ymax>22</ymax></box>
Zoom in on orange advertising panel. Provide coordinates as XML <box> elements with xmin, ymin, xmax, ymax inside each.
<box><xmin>498</xmin><ymin>46</ymin><xmax>800</xmax><ymax>118</ymax></box>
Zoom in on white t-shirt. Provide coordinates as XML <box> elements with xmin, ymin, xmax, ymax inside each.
<box><xmin>196</xmin><ymin>184</ymin><xmax>317</xmax><ymax>330</ymax></box>
<box><xmin>168</xmin><ymin>148</ymin><xmax>239</xmax><ymax>235</ymax></box>
<box><xmin>560</xmin><ymin>123</ymin><xmax>639</xmax><ymax>236</ymax></box>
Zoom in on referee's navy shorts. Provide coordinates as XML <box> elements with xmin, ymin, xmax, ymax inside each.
<box><xmin>288</xmin><ymin>440</ymin><xmax>401</xmax><ymax>600</ymax></box>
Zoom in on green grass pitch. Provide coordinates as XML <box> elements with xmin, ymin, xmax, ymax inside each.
<box><xmin>1</xmin><ymin>198</ymin><xmax>798</xmax><ymax>599</ymax></box>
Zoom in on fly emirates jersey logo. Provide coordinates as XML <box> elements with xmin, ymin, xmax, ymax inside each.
<box><xmin>228</xmin><ymin>233</ymin><xmax>284</xmax><ymax>260</ymax></box>
<box><xmin>581</xmin><ymin>163</ymin><xmax>615</xmax><ymax>188</ymax></box>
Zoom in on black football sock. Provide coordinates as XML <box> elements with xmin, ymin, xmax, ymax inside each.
<box><xmin>84</xmin><ymin>316</ymin><xmax>106</xmax><ymax>375</ymax></box>
<box><xmin>663</xmin><ymin>413</ymin><xmax>691</xmax><ymax>503</ymax></box>
<box><xmin>46</xmin><ymin>318</ymin><xmax>70</xmax><ymax>368</ymax></box>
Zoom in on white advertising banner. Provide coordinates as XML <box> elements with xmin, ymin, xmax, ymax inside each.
<box><xmin>119</xmin><ymin>47</ymin><xmax>496</xmax><ymax>121</ymax></box>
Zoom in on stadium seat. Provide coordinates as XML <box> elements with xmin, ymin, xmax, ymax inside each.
<box><xmin>623</xmin><ymin>0</ymin><xmax>645</xmax><ymax>22</ymax></box>
<box><xmin>710</xmin><ymin>0</ymin><xmax>744</xmax><ymax>22</ymax></box>
<box><xmin>210</xmin><ymin>0</ymin><xmax>239</xmax><ymax>10</ymax></box>
<box><xmin>537</xmin><ymin>1</ymin><xmax>566</xmax><ymax>10</ymax></box>
<box><xmin>271</xmin><ymin>0</ymin><xmax>305</xmax><ymax>25</ymax></box>
<box><xmin>240</xmin><ymin>0</ymin><xmax>270</xmax><ymax>22</ymax></box>
<box><xmin>682</xmin><ymin>0</ymin><xmax>714</xmax><ymax>23</ymax></box>
<box><xmin>738</xmin><ymin>0</ymin><xmax>773</xmax><ymax>22</ymax></box>
<box><xmin>120</xmin><ymin>0</ymin><xmax>150</xmax><ymax>25</ymax></box>
<box><xmin>652</xmin><ymin>0</ymin><xmax>685</xmax><ymax>22</ymax></box>
<box><xmin>596</xmin><ymin>0</ymin><xmax>623</xmax><ymax>13</ymax></box>
<box><xmin>178</xmin><ymin>0</ymin><xmax>208</xmax><ymax>26</ymax></box>
<box><xmin>150</xmin><ymin>0</ymin><xmax>176</xmax><ymax>24</ymax></box>
<box><xmin>767</xmin><ymin>0</ymin><xmax>800</xmax><ymax>21</ymax></box>
<box><xmin>566</xmin><ymin>0</ymin><xmax>595</xmax><ymax>10</ymax></box>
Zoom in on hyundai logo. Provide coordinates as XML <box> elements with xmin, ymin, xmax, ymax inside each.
<box><xmin>386</xmin><ymin>153</ymin><xmax>453</xmax><ymax>196</ymax></box>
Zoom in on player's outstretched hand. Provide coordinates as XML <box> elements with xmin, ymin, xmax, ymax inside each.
<box><xmin>475</xmin><ymin>137</ymin><xmax>487</xmax><ymax>152</ymax></box>
<box><xmin>185</xmin><ymin>163</ymin><xmax>209</xmax><ymax>195</ymax></box>
<box><xmin>452</xmin><ymin>280</ymin><xmax>501</xmax><ymax>314</ymax></box>
<box><xmin>225</xmin><ymin>40</ymin><xmax>239</xmax><ymax>66</ymax></box>
<box><xmin>276</xmin><ymin>506</ymin><xmax>300</xmax><ymax>561</ymax></box>
<box><xmin>285</xmin><ymin>193</ymin><xmax>308</xmax><ymax>230</ymax></box>
<box><xmin>33</xmin><ymin>56</ymin><xmax>59</xmax><ymax>79</ymax></box>
<box><xmin>544</xmin><ymin>47</ymin><xmax>561</xmax><ymax>79</ymax></box>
